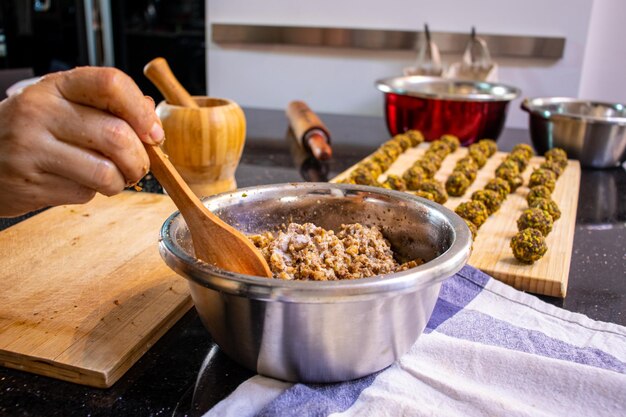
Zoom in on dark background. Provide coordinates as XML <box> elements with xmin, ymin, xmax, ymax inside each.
<box><xmin>0</xmin><ymin>0</ymin><xmax>206</xmax><ymax>101</ymax></box>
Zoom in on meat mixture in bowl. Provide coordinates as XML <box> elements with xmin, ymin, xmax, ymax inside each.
<box><xmin>249</xmin><ymin>223</ymin><xmax>423</xmax><ymax>281</ymax></box>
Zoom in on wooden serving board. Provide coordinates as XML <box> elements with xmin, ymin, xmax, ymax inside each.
<box><xmin>0</xmin><ymin>192</ymin><xmax>192</xmax><ymax>388</ymax></box>
<box><xmin>332</xmin><ymin>144</ymin><xmax>581</xmax><ymax>298</ymax></box>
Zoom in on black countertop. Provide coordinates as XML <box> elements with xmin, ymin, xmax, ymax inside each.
<box><xmin>1</xmin><ymin>108</ymin><xmax>625</xmax><ymax>416</ymax></box>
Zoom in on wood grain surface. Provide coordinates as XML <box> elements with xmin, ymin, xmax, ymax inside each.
<box><xmin>0</xmin><ymin>192</ymin><xmax>192</xmax><ymax>387</ymax></box>
<box><xmin>156</xmin><ymin>97</ymin><xmax>246</xmax><ymax>198</ymax></box>
<box><xmin>332</xmin><ymin>144</ymin><xmax>581</xmax><ymax>298</ymax></box>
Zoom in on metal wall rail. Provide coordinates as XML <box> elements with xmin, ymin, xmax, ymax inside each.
<box><xmin>212</xmin><ymin>24</ymin><xmax>565</xmax><ymax>59</ymax></box>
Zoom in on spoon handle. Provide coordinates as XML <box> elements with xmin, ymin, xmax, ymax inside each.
<box><xmin>144</xmin><ymin>144</ymin><xmax>206</xmax><ymax>216</ymax></box>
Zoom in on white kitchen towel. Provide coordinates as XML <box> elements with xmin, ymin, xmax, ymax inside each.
<box><xmin>203</xmin><ymin>266</ymin><xmax>626</xmax><ymax>417</ymax></box>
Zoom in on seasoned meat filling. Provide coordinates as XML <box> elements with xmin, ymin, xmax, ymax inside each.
<box><xmin>249</xmin><ymin>223</ymin><xmax>423</xmax><ymax>281</ymax></box>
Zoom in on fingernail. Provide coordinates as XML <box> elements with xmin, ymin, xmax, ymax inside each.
<box><xmin>145</xmin><ymin>95</ymin><xmax>155</xmax><ymax>107</ymax></box>
<box><xmin>149</xmin><ymin>122</ymin><xmax>165</xmax><ymax>144</ymax></box>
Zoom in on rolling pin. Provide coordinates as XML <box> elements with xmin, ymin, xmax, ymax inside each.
<box><xmin>286</xmin><ymin>101</ymin><xmax>333</xmax><ymax>161</ymax></box>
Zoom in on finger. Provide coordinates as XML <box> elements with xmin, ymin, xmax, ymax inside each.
<box><xmin>1</xmin><ymin>171</ymin><xmax>96</xmax><ymax>216</ymax></box>
<box><xmin>37</xmin><ymin>132</ymin><xmax>126</xmax><ymax>196</ymax></box>
<box><xmin>30</xmin><ymin>172</ymin><xmax>97</xmax><ymax>208</ymax></box>
<box><xmin>47</xmin><ymin>67</ymin><xmax>165</xmax><ymax>145</ymax></box>
<box><xmin>145</xmin><ymin>95</ymin><xmax>155</xmax><ymax>109</ymax></box>
<box><xmin>46</xmin><ymin>100</ymin><xmax>150</xmax><ymax>185</ymax></box>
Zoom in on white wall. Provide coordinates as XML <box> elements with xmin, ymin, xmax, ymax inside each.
<box><xmin>206</xmin><ymin>0</ymin><xmax>595</xmax><ymax>130</ymax></box>
<box><xmin>579</xmin><ymin>0</ymin><xmax>626</xmax><ymax>102</ymax></box>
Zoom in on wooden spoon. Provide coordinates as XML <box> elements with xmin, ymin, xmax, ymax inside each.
<box><xmin>145</xmin><ymin>145</ymin><xmax>272</xmax><ymax>277</ymax></box>
<box><xmin>143</xmin><ymin>57</ymin><xmax>272</xmax><ymax>277</ymax></box>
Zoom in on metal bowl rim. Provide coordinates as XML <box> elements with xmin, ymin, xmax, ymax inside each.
<box><xmin>521</xmin><ymin>97</ymin><xmax>626</xmax><ymax>125</ymax></box>
<box><xmin>375</xmin><ymin>75</ymin><xmax>520</xmax><ymax>102</ymax></box>
<box><xmin>159</xmin><ymin>183</ymin><xmax>472</xmax><ymax>301</ymax></box>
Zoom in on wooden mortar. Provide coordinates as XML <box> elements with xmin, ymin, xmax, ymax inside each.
<box><xmin>155</xmin><ymin>97</ymin><xmax>246</xmax><ymax>197</ymax></box>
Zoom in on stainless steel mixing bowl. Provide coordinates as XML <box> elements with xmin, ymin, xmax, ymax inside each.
<box><xmin>159</xmin><ymin>183</ymin><xmax>472</xmax><ymax>382</ymax></box>
<box><xmin>522</xmin><ymin>97</ymin><xmax>626</xmax><ymax>168</ymax></box>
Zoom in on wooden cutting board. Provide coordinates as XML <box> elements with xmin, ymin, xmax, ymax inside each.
<box><xmin>0</xmin><ymin>191</ymin><xmax>193</xmax><ymax>388</ymax></box>
<box><xmin>332</xmin><ymin>144</ymin><xmax>581</xmax><ymax>298</ymax></box>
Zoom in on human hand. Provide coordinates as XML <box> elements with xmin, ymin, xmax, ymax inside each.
<box><xmin>0</xmin><ymin>66</ymin><xmax>164</xmax><ymax>217</ymax></box>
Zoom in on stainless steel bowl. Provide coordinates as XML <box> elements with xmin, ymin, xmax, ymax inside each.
<box><xmin>159</xmin><ymin>183</ymin><xmax>472</xmax><ymax>382</ymax></box>
<box><xmin>522</xmin><ymin>97</ymin><xmax>626</xmax><ymax>168</ymax></box>
<box><xmin>376</xmin><ymin>76</ymin><xmax>520</xmax><ymax>145</ymax></box>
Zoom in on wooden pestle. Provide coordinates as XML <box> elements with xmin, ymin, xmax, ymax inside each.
<box><xmin>144</xmin><ymin>57</ymin><xmax>199</xmax><ymax>108</ymax></box>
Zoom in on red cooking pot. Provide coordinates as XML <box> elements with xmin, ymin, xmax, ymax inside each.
<box><xmin>376</xmin><ymin>76</ymin><xmax>520</xmax><ymax>146</ymax></box>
